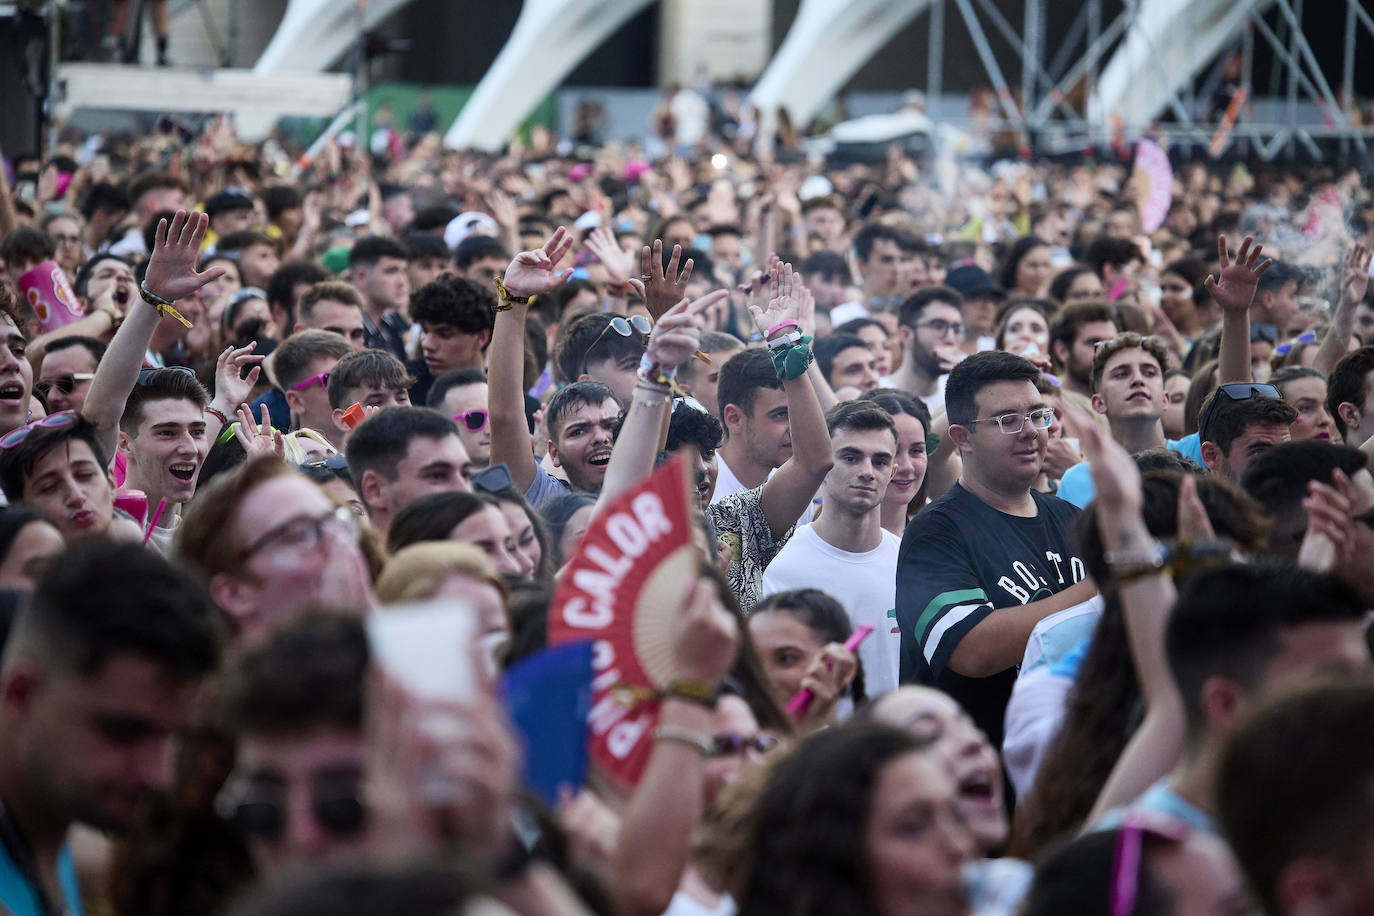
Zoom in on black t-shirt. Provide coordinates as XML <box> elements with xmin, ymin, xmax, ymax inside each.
<box><xmin>895</xmin><ymin>483</ymin><xmax>1084</xmax><ymax>747</ymax></box>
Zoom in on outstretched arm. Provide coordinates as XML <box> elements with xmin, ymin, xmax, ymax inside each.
<box><xmin>82</xmin><ymin>211</ymin><xmax>225</xmax><ymax>463</ymax></box>
<box><xmin>751</xmin><ymin>264</ymin><xmax>833</xmax><ymax>539</ymax></box>
<box><xmin>1207</xmin><ymin>234</ymin><xmax>1271</xmax><ymax>384</ymax></box>
<box><xmin>489</xmin><ymin>228</ymin><xmax>575</xmax><ymax>492</ymax></box>
<box><xmin>1314</xmin><ymin>243</ymin><xmax>1371</xmax><ymax>377</ymax></box>
<box><xmin>593</xmin><ymin>290</ymin><xmax>724</xmax><ymax>514</ymax></box>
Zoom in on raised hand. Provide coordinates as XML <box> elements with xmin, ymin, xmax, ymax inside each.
<box><xmin>1203</xmin><ymin>234</ymin><xmax>1271</xmax><ymax>313</ymax></box>
<box><xmin>1340</xmin><ymin>242</ymin><xmax>1372</xmax><ymax>308</ymax></box>
<box><xmin>1176</xmin><ymin>474</ymin><xmax>1216</xmax><ymax>543</ymax></box>
<box><xmin>1298</xmin><ymin>470</ymin><xmax>1356</xmax><ymax>575</ymax></box>
<box><xmin>584</xmin><ymin>224</ymin><xmax>634</xmax><ymax>285</ymax></box>
<box><xmin>485</xmin><ymin>188</ymin><xmax>518</xmax><ymax>234</ymax></box>
<box><xmin>142</xmin><ymin>210</ymin><xmax>226</xmax><ymax>304</ymax></box>
<box><xmin>646</xmin><ymin>290</ymin><xmax>727</xmax><ymax>370</ymax></box>
<box><xmin>233</xmin><ymin>403</ymin><xmax>284</xmax><ymax>460</ymax></box>
<box><xmin>638</xmin><ymin>240</ymin><xmax>695</xmax><ymax>320</ymax></box>
<box><xmin>212</xmin><ymin>341</ymin><xmax>264</xmax><ymax>413</ymax></box>
<box><xmin>748</xmin><ymin>261</ymin><xmax>802</xmax><ymax>338</ymax></box>
<box><xmin>501</xmin><ymin>227</ymin><xmax>574</xmax><ymax>299</ymax></box>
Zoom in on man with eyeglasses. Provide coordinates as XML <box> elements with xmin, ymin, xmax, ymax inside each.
<box><xmin>35</xmin><ymin>337</ymin><xmax>103</xmax><ymax>414</ymax></box>
<box><xmin>428</xmin><ymin>368</ymin><xmax>490</xmax><ymax>470</ymax></box>
<box><xmin>1197</xmin><ymin>383</ymin><xmax>1297</xmax><ymax>482</ymax></box>
<box><xmin>176</xmin><ymin>456</ymin><xmax>376</xmax><ymax>643</ymax></box>
<box><xmin>896</xmin><ymin>351</ymin><xmax>1094</xmax><ymax>750</ymax></box>
<box><xmin>1057</xmin><ymin>334</ymin><xmax>1189</xmax><ymax>508</ymax></box>
<box><xmin>889</xmin><ymin>286</ymin><xmax>968</xmax><ymax>414</ymax></box>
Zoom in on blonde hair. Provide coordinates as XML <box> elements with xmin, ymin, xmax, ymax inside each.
<box><xmin>283</xmin><ymin>428</ymin><xmax>336</xmax><ymax>464</ymax></box>
<box><xmin>376</xmin><ymin>541</ymin><xmax>508</xmax><ymax>605</ymax></box>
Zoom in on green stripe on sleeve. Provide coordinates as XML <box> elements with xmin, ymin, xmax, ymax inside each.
<box><xmin>913</xmin><ymin>588</ymin><xmax>988</xmax><ymax>643</ymax></box>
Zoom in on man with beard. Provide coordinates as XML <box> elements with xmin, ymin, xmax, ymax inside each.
<box><xmin>762</xmin><ymin>401</ymin><xmax>903</xmax><ymax>696</ymax></box>
<box><xmin>889</xmin><ymin>286</ymin><xmax>967</xmax><ymax>415</ymax></box>
<box><xmin>0</xmin><ymin>540</ymin><xmax>218</xmax><ymax>915</ymax></box>
<box><xmin>1048</xmin><ymin>303</ymin><xmax>1121</xmax><ymax>398</ymax></box>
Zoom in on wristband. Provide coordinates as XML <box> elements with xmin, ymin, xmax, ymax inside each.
<box><xmin>768</xmin><ymin>335</ymin><xmax>814</xmax><ymax>381</ymax></box>
<box><xmin>138</xmin><ymin>282</ymin><xmax>193</xmax><ymax>328</ymax></box>
<box><xmin>766</xmin><ymin>319</ymin><xmax>800</xmax><ymax>338</ymax></box>
<box><xmin>766</xmin><ymin>330</ymin><xmax>803</xmax><ymax>349</ymax></box>
<box><xmin>204</xmin><ymin>406</ymin><xmax>230</xmax><ymax>426</ymax></box>
<box><xmin>663</xmin><ymin>679</ymin><xmax>716</xmax><ymax>707</ymax></box>
<box><xmin>653</xmin><ymin>725</ymin><xmax>714</xmax><ymax>758</ymax></box>
<box><xmin>638</xmin><ymin>352</ymin><xmax>677</xmax><ymax>383</ymax></box>
<box><xmin>493</xmin><ymin>276</ymin><xmax>535</xmax><ymax>310</ymax></box>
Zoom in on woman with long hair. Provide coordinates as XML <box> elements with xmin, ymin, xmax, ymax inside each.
<box><xmin>858</xmin><ymin>388</ymin><xmax>932</xmax><ymax>531</ymax></box>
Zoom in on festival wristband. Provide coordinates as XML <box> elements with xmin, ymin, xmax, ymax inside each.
<box><xmin>766</xmin><ymin>318</ymin><xmax>800</xmax><ymax>338</ymax></box>
<box><xmin>204</xmin><ymin>406</ymin><xmax>230</xmax><ymax>426</ymax></box>
<box><xmin>138</xmin><ymin>282</ymin><xmax>193</xmax><ymax>328</ymax></box>
<box><xmin>768</xmin><ymin>335</ymin><xmax>814</xmax><ymax>380</ymax></box>
<box><xmin>766</xmin><ymin>330</ymin><xmax>803</xmax><ymax>349</ymax></box>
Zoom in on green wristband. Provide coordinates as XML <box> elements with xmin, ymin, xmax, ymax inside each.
<box><xmin>769</xmin><ymin>334</ymin><xmax>814</xmax><ymax>380</ymax></box>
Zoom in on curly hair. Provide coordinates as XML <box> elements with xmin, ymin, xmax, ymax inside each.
<box><xmin>408</xmin><ymin>274</ymin><xmax>496</xmax><ymax>338</ymax></box>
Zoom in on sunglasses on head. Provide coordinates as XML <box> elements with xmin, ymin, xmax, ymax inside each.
<box><xmin>471</xmin><ymin>461</ymin><xmax>513</xmax><ymax>494</ymax></box>
<box><xmin>138</xmin><ymin>365</ymin><xmax>197</xmax><ymax>386</ymax></box>
<box><xmin>298</xmin><ymin>453</ymin><xmax>349</xmax><ymax>472</ymax></box>
<box><xmin>581</xmin><ymin>314</ymin><xmax>652</xmax><ymax>374</ymax></box>
<box><xmin>220</xmin><ymin>778</ymin><xmax>367</xmax><ymax>841</ymax></box>
<box><xmin>454</xmin><ymin>408</ymin><xmax>489</xmax><ymax>433</ymax></box>
<box><xmin>0</xmin><ymin>410</ymin><xmax>78</xmax><ymax>450</ymax></box>
<box><xmin>35</xmin><ymin>373</ymin><xmax>94</xmax><ymax>399</ymax></box>
<box><xmin>1197</xmin><ymin>381</ymin><xmax>1283</xmax><ymax>441</ymax></box>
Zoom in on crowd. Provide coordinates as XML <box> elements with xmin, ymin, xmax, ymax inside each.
<box><xmin>0</xmin><ymin>95</ymin><xmax>1373</xmax><ymax>916</ymax></box>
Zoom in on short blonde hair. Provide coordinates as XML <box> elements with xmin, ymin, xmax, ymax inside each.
<box><xmin>376</xmin><ymin>541</ymin><xmax>508</xmax><ymax>605</ymax></box>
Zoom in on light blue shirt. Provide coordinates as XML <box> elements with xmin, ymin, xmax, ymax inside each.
<box><xmin>1056</xmin><ymin>436</ymin><xmax>1201</xmax><ymax>509</ymax></box>
<box><xmin>1094</xmin><ymin>778</ymin><xmax>1217</xmax><ymax>834</ymax></box>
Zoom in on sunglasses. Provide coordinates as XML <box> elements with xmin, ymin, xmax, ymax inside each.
<box><xmin>471</xmin><ymin>461</ymin><xmax>513</xmax><ymax>494</ymax></box>
<box><xmin>220</xmin><ymin>779</ymin><xmax>366</xmax><ymax>841</ymax></box>
<box><xmin>0</xmin><ymin>410</ymin><xmax>77</xmax><ymax>449</ymax></box>
<box><xmin>137</xmin><ymin>365</ymin><xmax>197</xmax><ymax>386</ymax></box>
<box><xmin>581</xmin><ymin>314</ymin><xmax>652</xmax><ymax>374</ymax></box>
<box><xmin>454</xmin><ymin>408</ymin><xmax>489</xmax><ymax>433</ymax></box>
<box><xmin>710</xmin><ymin>732</ymin><xmax>779</xmax><ymax>757</ymax></box>
<box><xmin>35</xmin><ymin>373</ymin><xmax>95</xmax><ymax>399</ymax></box>
<box><xmin>299</xmin><ymin>454</ymin><xmax>349</xmax><ymax>472</ymax></box>
<box><xmin>291</xmin><ymin>371</ymin><xmax>330</xmax><ymax>392</ymax></box>
<box><xmin>1197</xmin><ymin>381</ymin><xmax>1282</xmax><ymax>440</ymax></box>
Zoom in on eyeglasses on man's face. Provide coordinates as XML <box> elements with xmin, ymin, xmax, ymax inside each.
<box><xmin>966</xmin><ymin>407</ymin><xmax>1055</xmax><ymax>435</ymax></box>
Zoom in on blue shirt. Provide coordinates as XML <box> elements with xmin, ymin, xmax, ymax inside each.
<box><xmin>1056</xmin><ymin>436</ymin><xmax>1201</xmax><ymax>509</ymax></box>
<box><xmin>0</xmin><ymin>832</ymin><xmax>83</xmax><ymax>916</ymax></box>
<box><xmin>1094</xmin><ymin>778</ymin><xmax>1217</xmax><ymax>834</ymax></box>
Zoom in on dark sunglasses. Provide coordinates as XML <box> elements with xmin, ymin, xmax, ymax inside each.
<box><xmin>222</xmin><ymin>780</ymin><xmax>366</xmax><ymax>841</ymax></box>
<box><xmin>0</xmin><ymin>411</ymin><xmax>77</xmax><ymax>450</ymax></box>
<box><xmin>1197</xmin><ymin>381</ymin><xmax>1283</xmax><ymax>440</ymax></box>
<box><xmin>471</xmin><ymin>461</ymin><xmax>513</xmax><ymax>494</ymax></box>
<box><xmin>138</xmin><ymin>365</ymin><xmax>197</xmax><ymax>386</ymax></box>
<box><xmin>35</xmin><ymin>373</ymin><xmax>95</xmax><ymax>398</ymax></box>
<box><xmin>454</xmin><ymin>408</ymin><xmax>489</xmax><ymax>433</ymax></box>
<box><xmin>299</xmin><ymin>453</ymin><xmax>349</xmax><ymax>472</ymax></box>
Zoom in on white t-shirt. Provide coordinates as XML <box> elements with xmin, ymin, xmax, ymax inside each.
<box><xmin>760</xmin><ymin>524</ymin><xmax>902</xmax><ymax>698</ymax></box>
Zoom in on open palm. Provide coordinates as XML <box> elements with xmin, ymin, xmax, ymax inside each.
<box><xmin>502</xmin><ymin>227</ymin><xmax>574</xmax><ymax>298</ymax></box>
<box><xmin>748</xmin><ymin>262</ymin><xmax>801</xmax><ymax>335</ymax></box>
<box><xmin>143</xmin><ymin>211</ymin><xmax>225</xmax><ymax>304</ymax></box>
<box><xmin>1204</xmin><ymin>234</ymin><xmax>1270</xmax><ymax>313</ymax></box>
